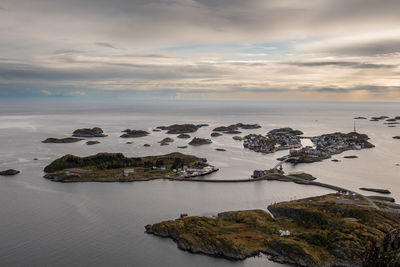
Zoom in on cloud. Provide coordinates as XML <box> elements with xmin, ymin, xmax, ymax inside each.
<box><xmin>95</xmin><ymin>42</ymin><xmax>119</xmax><ymax>49</ymax></box>
<box><xmin>1</xmin><ymin>0</ymin><xmax>400</xmax><ymax>101</ymax></box>
<box><xmin>286</xmin><ymin>61</ymin><xmax>395</xmax><ymax>69</ymax></box>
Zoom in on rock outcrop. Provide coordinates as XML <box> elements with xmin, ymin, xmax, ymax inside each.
<box><xmin>0</xmin><ymin>169</ymin><xmax>20</xmax><ymax>176</ymax></box>
<box><xmin>42</xmin><ymin>137</ymin><xmax>84</xmax><ymax>143</ymax></box>
<box><xmin>188</xmin><ymin>137</ymin><xmax>212</xmax><ymax>146</ymax></box>
<box><xmin>157</xmin><ymin>124</ymin><xmax>208</xmax><ymax>134</ymax></box>
<box><xmin>120</xmin><ymin>129</ymin><xmax>149</xmax><ymax>138</ymax></box>
<box><xmin>73</xmin><ymin>127</ymin><xmax>107</xmax><ymax>137</ymax></box>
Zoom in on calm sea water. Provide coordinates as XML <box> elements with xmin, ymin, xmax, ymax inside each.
<box><xmin>0</xmin><ymin>99</ymin><xmax>399</xmax><ymax>267</ymax></box>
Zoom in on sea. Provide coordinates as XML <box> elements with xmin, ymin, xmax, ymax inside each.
<box><xmin>0</xmin><ymin>98</ymin><xmax>399</xmax><ymax>267</ymax></box>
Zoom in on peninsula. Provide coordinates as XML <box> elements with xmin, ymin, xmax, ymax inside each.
<box><xmin>146</xmin><ymin>193</ymin><xmax>400</xmax><ymax>266</ymax></box>
<box><xmin>43</xmin><ymin>152</ymin><xmax>217</xmax><ymax>182</ymax></box>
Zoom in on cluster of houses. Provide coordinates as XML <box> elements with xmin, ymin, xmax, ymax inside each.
<box><xmin>181</xmin><ymin>166</ymin><xmax>217</xmax><ymax>178</ymax></box>
<box><xmin>310</xmin><ymin>133</ymin><xmax>364</xmax><ymax>155</ymax></box>
<box><xmin>268</xmin><ymin>133</ymin><xmax>302</xmax><ymax>150</ymax></box>
<box><xmin>243</xmin><ymin>133</ymin><xmax>302</xmax><ymax>154</ymax></box>
<box><xmin>289</xmin><ymin>146</ymin><xmax>329</xmax><ymax>158</ymax></box>
<box><xmin>252</xmin><ymin>168</ymin><xmax>283</xmax><ymax>178</ymax></box>
<box><xmin>122</xmin><ymin>165</ymin><xmax>217</xmax><ymax>178</ymax></box>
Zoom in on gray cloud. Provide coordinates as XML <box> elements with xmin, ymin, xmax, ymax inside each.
<box><xmin>324</xmin><ymin>39</ymin><xmax>400</xmax><ymax>56</ymax></box>
<box><xmin>1</xmin><ymin>0</ymin><xmax>400</xmax><ymax>100</ymax></box>
<box><xmin>95</xmin><ymin>42</ymin><xmax>119</xmax><ymax>49</ymax></box>
<box><xmin>286</xmin><ymin>61</ymin><xmax>395</xmax><ymax>69</ymax></box>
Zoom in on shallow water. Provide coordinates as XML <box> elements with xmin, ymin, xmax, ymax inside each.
<box><xmin>0</xmin><ymin>99</ymin><xmax>399</xmax><ymax>266</ymax></box>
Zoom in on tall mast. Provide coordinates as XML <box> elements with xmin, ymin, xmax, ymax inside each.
<box><xmin>353</xmin><ymin>120</ymin><xmax>356</xmax><ymax>132</ymax></box>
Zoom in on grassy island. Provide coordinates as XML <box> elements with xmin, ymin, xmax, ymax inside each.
<box><xmin>146</xmin><ymin>194</ymin><xmax>400</xmax><ymax>266</ymax></box>
<box><xmin>43</xmin><ymin>152</ymin><xmax>217</xmax><ymax>182</ymax></box>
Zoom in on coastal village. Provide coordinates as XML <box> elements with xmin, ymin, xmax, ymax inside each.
<box><xmin>243</xmin><ymin>127</ymin><xmax>303</xmax><ymax>153</ymax></box>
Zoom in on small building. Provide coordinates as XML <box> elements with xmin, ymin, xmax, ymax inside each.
<box><xmin>279</xmin><ymin>230</ymin><xmax>291</xmax><ymax>237</ymax></box>
<box><xmin>123</xmin><ymin>169</ymin><xmax>135</xmax><ymax>177</ymax></box>
<box><xmin>180</xmin><ymin>213</ymin><xmax>188</xmax><ymax>219</ymax></box>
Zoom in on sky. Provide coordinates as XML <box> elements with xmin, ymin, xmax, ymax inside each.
<box><xmin>1</xmin><ymin>0</ymin><xmax>400</xmax><ymax>101</ymax></box>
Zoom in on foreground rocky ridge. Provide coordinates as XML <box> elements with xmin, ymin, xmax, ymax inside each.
<box><xmin>146</xmin><ymin>194</ymin><xmax>400</xmax><ymax>266</ymax></box>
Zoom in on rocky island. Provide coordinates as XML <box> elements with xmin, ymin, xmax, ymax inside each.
<box><xmin>120</xmin><ymin>129</ymin><xmax>149</xmax><ymax>138</ymax></box>
<box><xmin>188</xmin><ymin>137</ymin><xmax>212</xmax><ymax>146</ymax></box>
<box><xmin>177</xmin><ymin>134</ymin><xmax>191</xmax><ymax>139</ymax></box>
<box><xmin>284</xmin><ymin>132</ymin><xmax>374</xmax><ymax>164</ymax></box>
<box><xmin>72</xmin><ymin>127</ymin><xmax>107</xmax><ymax>137</ymax></box>
<box><xmin>211</xmin><ymin>132</ymin><xmax>222</xmax><ymax>137</ymax></box>
<box><xmin>157</xmin><ymin>124</ymin><xmax>208</xmax><ymax>134</ymax></box>
<box><xmin>86</xmin><ymin>141</ymin><xmax>100</xmax><ymax>145</ymax></box>
<box><xmin>213</xmin><ymin>123</ymin><xmax>261</xmax><ymax>133</ymax></box>
<box><xmin>43</xmin><ymin>152</ymin><xmax>217</xmax><ymax>182</ymax></box>
<box><xmin>42</xmin><ymin>137</ymin><xmax>84</xmax><ymax>143</ymax></box>
<box><xmin>243</xmin><ymin>127</ymin><xmax>303</xmax><ymax>154</ymax></box>
<box><xmin>145</xmin><ymin>193</ymin><xmax>400</xmax><ymax>266</ymax></box>
<box><xmin>0</xmin><ymin>169</ymin><xmax>20</xmax><ymax>176</ymax></box>
<box><xmin>159</xmin><ymin>137</ymin><xmax>174</xmax><ymax>146</ymax></box>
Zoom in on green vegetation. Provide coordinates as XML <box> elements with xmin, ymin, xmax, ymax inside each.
<box><xmin>146</xmin><ymin>194</ymin><xmax>400</xmax><ymax>266</ymax></box>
